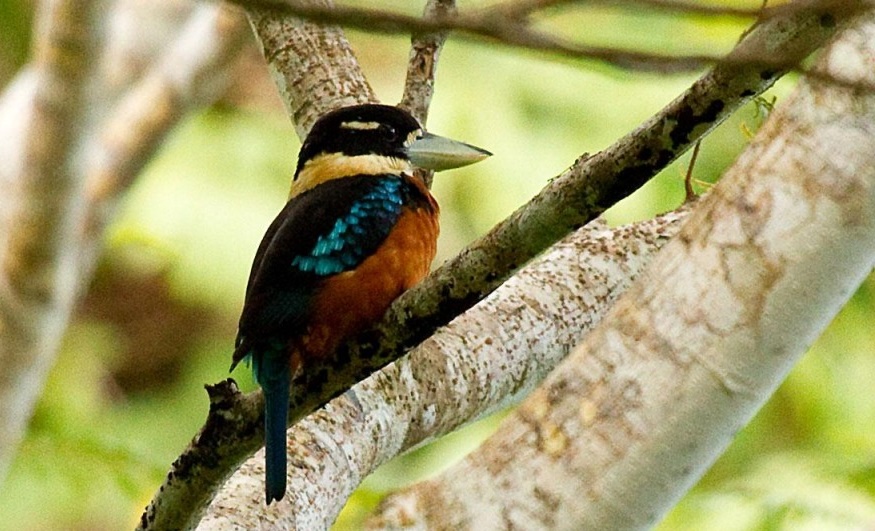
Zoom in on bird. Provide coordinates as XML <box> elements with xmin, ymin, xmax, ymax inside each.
<box><xmin>230</xmin><ymin>103</ymin><xmax>490</xmax><ymax>504</ymax></box>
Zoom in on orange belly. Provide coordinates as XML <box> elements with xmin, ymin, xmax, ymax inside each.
<box><xmin>299</xmin><ymin>207</ymin><xmax>439</xmax><ymax>359</ymax></box>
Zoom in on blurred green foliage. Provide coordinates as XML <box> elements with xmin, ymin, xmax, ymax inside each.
<box><xmin>0</xmin><ymin>0</ymin><xmax>31</xmax><ymax>85</ymax></box>
<box><xmin>1</xmin><ymin>1</ymin><xmax>874</xmax><ymax>530</ymax></box>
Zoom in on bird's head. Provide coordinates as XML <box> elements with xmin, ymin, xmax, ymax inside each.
<box><xmin>291</xmin><ymin>104</ymin><xmax>491</xmax><ymax>197</ymax></box>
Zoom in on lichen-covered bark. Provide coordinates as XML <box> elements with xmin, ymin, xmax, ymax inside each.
<box><xmin>370</xmin><ymin>10</ymin><xmax>875</xmax><ymax>530</ymax></box>
<box><xmin>246</xmin><ymin>0</ymin><xmax>376</xmax><ymax>138</ymax></box>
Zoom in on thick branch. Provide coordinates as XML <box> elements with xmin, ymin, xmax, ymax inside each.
<box><xmin>371</xmin><ymin>9</ymin><xmax>875</xmax><ymax>529</ymax></box>
<box><xmin>246</xmin><ymin>0</ymin><xmax>377</xmax><ymax>139</ymax></box>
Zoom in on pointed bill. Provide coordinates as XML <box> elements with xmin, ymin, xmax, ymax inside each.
<box><xmin>406</xmin><ymin>132</ymin><xmax>492</xmax><ymax>172</ymax></box>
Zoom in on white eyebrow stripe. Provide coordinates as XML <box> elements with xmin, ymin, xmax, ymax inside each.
<box><xmin>340</xmin><ymin>120</ymin><xmax>382</xmax><ymax>130</ymax></box>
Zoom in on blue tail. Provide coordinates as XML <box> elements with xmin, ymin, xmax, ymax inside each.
<box><xmin>253</xmin><ymin>350</ymin><xmax>290</xmax><ymax>504</ymax></box>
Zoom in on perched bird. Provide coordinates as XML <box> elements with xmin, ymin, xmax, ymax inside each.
<box><xmin>231</xmin><ymin>104</ymin><xmax>490</xmax><ymax>503</ymax></box>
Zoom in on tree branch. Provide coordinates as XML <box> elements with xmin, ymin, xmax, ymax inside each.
<box><xmin>0</xmin><ymin>0</ymin><xmax>101</xmax><ymax>482</ymax></box>
<box><xmin>398</xmin><ymin>0</ymin><xmax>456</xmax><ymax>126</ymax></box>
<box><xmin>229</xmin><ymin>0</ymin><xmax>863</xmax><ymax>73</ymax></box>
<box><xmin>588</xmin><ymin>0</ymin><xmax>770</xmax><ymax>18</ymax></box>
<box><xmin>81</xmin><ymin>4</ymin><xmax>250</xmax><ymax>270</ymax></box>
<box><xmin>399</xmin><ymin>0</ymin><xmax>456</xmax><ymax>189</ymax></box>
<box><xmin>370</xmin><ymin>8</ymin><xmax>875</xmax><ymax>528</ymax></box>
<box><xmin>245</xmin><ymin>0</ymin><xmax>377</xmax><ymax>139</ymax></box>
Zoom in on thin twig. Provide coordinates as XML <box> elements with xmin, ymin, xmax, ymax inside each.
<box><xmin>684</xmin><ymin>140</ymin><xmax>702</xmax><ymax>202</ymax></box>
<box><xmin>484</xmin><ymin>0</ymin><xmax>582</xmax><ymax>20</ymax></box>
<box><xmin>595</xmin><ymin>0</ymin><xmax>771</xmax><ymax>18</ymax></box>
<box><xmin>399</xmin><ymin>0</ymin><xmax>456</xmax><ymax>126</ymax></box>
<box><xmin>484</xmin><ymin>0</ymin><xmax>771</xmax><ymax>20</ymax></box>
<box><xmin>229</xmin><ymin>0</ymin><xmax>864</xmax><ymax>73</ymax></box>
<box><xmin>227</xmin><ymin>0</ymin><xmax>729</xmax><ymax>73</ymax></box>
<box><xmin>399</xmin><ymin>0</ymin><xmax>456</xmax><ymax>189</ymax></box>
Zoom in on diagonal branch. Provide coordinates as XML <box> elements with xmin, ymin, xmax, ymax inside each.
<box><xmin>246</xmin><ymin>0</ymin><xmax>377</xmax><ymax>139</ymax></box>
<box><xmin>588</xmin><ymin>0</ymin><xmax>770</xmax><ymax>18</ymax></box>
<box><xmin>80</xmin><ymin>4</ymin><xmax>250</xmax><ymax>273</ymax></box>
<box><xmin>229</xmin><ymin>0</ymin><xmax>728</xmax><ymax>72</ymax></box>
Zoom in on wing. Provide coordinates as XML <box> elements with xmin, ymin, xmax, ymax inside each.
<box><xmin>233</xmin><ymin>175</ymin><xmax>406</xmax><ymax>362</ymax></box>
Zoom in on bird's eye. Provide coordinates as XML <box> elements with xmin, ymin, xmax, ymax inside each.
<box><xmin>381</xmin><ymin>124</ymin><xmax>398</xmax><ymax>141</ymax></box>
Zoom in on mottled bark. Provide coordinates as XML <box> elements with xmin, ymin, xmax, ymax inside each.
<box><xmin>246</xmin><ymin>0</ymin><xmax>376</xmax><ymax>138</ymax></box>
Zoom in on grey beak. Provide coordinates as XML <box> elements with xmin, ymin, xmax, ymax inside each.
<box><xmin>405</xmin><ymin>132</ymin><xmax>491</xmax><ymax>171</ymax></box>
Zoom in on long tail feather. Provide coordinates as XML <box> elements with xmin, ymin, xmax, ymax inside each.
<box><xmin>254</xmin><ymin>350</ymin><xmax>290</xmax><ymax>504</ymax></box>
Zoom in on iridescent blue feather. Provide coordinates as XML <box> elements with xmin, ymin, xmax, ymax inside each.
<box><xmin>251</xmin><ymin>341</ymin><xmax>290</xmax><ymax>504</ymax></box>
<box><xmin>291</xmin><ymin>178</ymin><xmax>403</xmax><ymax>276</ymax></box>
